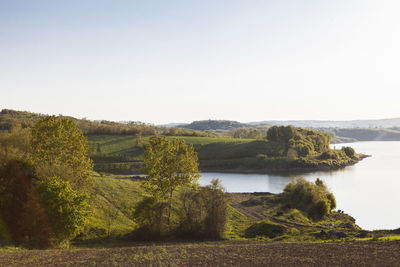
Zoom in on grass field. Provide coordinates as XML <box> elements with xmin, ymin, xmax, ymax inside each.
<box><xmin>88</xmin><ymin>135</ymin><xmax>253</xmax><ymax>159</ymax></box>
<box><xmin>87</xmin><ymin>135</ymin><xmax>257</xmax><ymax>173</ymax></box>
<box><xmin>1</xmin><ymin>240</ymin><xmax>399</xmax><ymax>266</ymax></box>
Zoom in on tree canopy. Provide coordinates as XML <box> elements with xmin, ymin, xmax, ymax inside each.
<box><xmin>30</xmin><ymin>116</ymin><xmax>93</xmax><ymax>191</ymax></box>
<box><xmin>141</xmin><ymin>137</ymin><xmax>200</xmax><ymax>225</ymax></box>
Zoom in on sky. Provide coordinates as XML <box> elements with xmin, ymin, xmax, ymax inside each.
<box><xmin>1</xmin><ymin>0</ymin><xmax>400</xmax><ymax>124</ymax></box>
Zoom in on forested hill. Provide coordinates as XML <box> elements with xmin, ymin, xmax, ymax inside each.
<box><xmin>249</xmin><ymin>118</ymin><xmax>400</xmax><ymax>129</ymax></box>
<box><xmin>3</xmin><ymin>109</ymin><xmax>400</xmax><ymax>142</ymax></box>
<box><xmin>177</xmin><ymin>120</ymin><xmax>256</xmax><ymax>131</ymax></box>
<box><xmin>0</xmin><ymin>109</ymin><xmax>209</xmax><ymax>137</ymax></box>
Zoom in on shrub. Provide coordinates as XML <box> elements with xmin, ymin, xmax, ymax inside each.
<box><xmin>341</xmin><ymin>146</ymin><xmax>356</xmax><ymax>158</ymax></box>
<box><xmin>35</xmin><ymin>176</ymin><xmax>91</xmax><ymax>244</ymax></box>
<box><xmin>132</xmin><ymin>197</ymin><xmax>169</xmax><ymax>237</ymax></box>
<box><xmin>282</xmin><ymin>177</ymin><xmax>336</xmax><ymax>220</ymax></box>
<box><xmin>176</xmin><ymin>179</ymin><xmax>228</xmax><ymax>239</ymax></box>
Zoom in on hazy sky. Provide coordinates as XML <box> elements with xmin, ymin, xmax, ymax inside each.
<box><xmin>1</xmin><ymin>0</ymin><xmax>399</xmax><ymax>124</ymax></box>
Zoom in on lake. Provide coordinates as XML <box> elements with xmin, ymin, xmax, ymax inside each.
<box><xmin>199</xmin><ymin>141</ymin><xmax>400</xmax><ymax>231</ymax></box>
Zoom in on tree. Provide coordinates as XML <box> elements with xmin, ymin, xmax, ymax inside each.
<box><xmin>0</xmin><ymin>126</ymin><xmax>31</xmax><ymax>165</ymax></box>
<box><xmin>141</xmin><ymin>137</ymin><xmax>200</xmax><ymax>226</ymax></box>
<box><xmin>34</xmin><ymin>176</ymin><xmax>91</xmax><ymax>243</ymax></box>
<box><xmin>203</xmin><ymin>179</ymin><xmax>228</xmax><ymax>238</ymax></box>
<box><xmin>30</xmin><ymin>116</ymin><xmax>93</xmax><ymax>192</ymax></box>
<box><xmin>0</xmin><ymin>158</ymin><xmax>39</xmax><ymax>245</ymax></box>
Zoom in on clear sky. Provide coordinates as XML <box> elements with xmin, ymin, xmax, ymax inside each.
<box><xmin>1</xmin><ymin>0</ymin><xmax>399</xmax><ymax>124</ymax></box>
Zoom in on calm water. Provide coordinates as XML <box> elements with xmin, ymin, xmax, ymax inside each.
<box><xmin>199</xmin><ymin>141</ymin><xmax>400</xmax><ymax>230</ymax></box>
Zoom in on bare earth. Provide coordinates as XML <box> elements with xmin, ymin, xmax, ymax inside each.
<box><xmin>1</xmin><ymin>240</ymin><xmax>399</xmax><ymax>266</ymax></box>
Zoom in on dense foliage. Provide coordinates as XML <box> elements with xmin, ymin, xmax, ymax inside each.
<box><xmin>0</xmin><ymin>116</ymin><xmax>94</xmax><ymax>247</ymax></box>
<box><xmin>35</xmin><ymin>176</ymin><xmax>91</xmax><ymax>242</ymax></box>
<box><xmin>132</xmin><ymin>179</ymin><xmax>228</xmax><ymax>240</ymax></box>
<box><xmin>31</xmin><ymin>116</ymin><xmax>93</xmax><ymax>191</ymax></box>
<box><xmin>266</xmin><ymin>125</ymin><xmax>331</xmax><ymax>157</ymax></box>
<box><xmin>282</xmin><ymin>177</ymin><xmax>336</xmax><ymax>220</ymax></box>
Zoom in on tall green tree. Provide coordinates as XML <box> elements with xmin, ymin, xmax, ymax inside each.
<box><xmin>141</xmin><ymin>137</ymin><xmax>200</xmax><ymax>225</ymax></box>
<box><xmin>30</xmin><ymin>116</ymin><xmax>93</xmax><ymax>192</ymax></box>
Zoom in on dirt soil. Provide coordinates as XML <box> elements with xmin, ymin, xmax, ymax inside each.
<box><xmin>1</xmin><ymin>240</ymin><xmax>399</xmax><ymax>266</ymax></box>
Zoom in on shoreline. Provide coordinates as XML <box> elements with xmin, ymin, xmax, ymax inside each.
<box><xmin>114</xmin><ymin>154</ymin><xmax>370</xmax><ymax>176</ymax></box>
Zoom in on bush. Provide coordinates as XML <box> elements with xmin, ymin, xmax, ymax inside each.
<box><xmin>35</xmin><ymin>176</ymin><xmax>91</xmax><ymax>244</ymax></box>
<box><xmin>176</xmin><ymin>179</ymin><xmax>228</xmax><ymax>239</ymax></box>
<box><xmin>132</xmin><ymin>179</ymin><xmax>229</xmax><ymax>240</ymax></box>
<box><xmin>319</xmin><ymin>150</ymin><xmax>348</xmax><ymax>160</ymax></box>
<box><xmin>245</xmin><ymin>220</ymin><xmax>286</xmax><ymax>238</ymax></box>
<box><xmin>282</xmin><ymin>177</ymin><xmax>336</xmax><ymax>220</ymax></box>
<box><xmin>132</xmin><ymin>197</ymin><xmax>169</xmax><ymax>237</ymax></box>
<box><xmin>341</xmin><ymin>146</ymin><xmax>356</xmax><ymax>158</ymax></box>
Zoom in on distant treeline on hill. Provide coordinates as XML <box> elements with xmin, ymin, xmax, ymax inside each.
<box><xmin>2</xmin><ymin>109</ymin><xmax>400</xmax><ymax>142</ymax></box>
<box><xmin>0</xmin><ymin>109</ymin><xmax>211</xmax><ymax>137</ymax></box>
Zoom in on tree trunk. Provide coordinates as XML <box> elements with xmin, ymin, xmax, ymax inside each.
<box><xmin>167</xmin><ymin>190</ymin><xmax>173</xmax><ymax>226</ymax></box>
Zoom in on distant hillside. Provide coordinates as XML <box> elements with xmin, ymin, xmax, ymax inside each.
<box><xmin>0</xmin><ymin>109</ymin><xmax>209</xmax><ymax>137</ymax></box>
<box><xmin>249</xmin><ymin>118</ymin><xmax>400</xmax><ymax>129</ymax></box>
<box><xmin>329</xmin><ymin>128</ymin><xmax>400</xmax><ymax>142</ymax></box>
<box><xmin>178</xmin><ymin>120</ymin><xmax>253</xmax><ymax>131</ymax></box>
<box><xmin>178</xmin><ymin>120</ymin><xmax>270</xmax><ymax>131</ymax></box>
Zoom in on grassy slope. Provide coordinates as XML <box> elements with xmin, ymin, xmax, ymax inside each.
<box><xmin>83</xmin><ymin>173</ymin><xmax>144</xmax><ymax>239</ymax></box>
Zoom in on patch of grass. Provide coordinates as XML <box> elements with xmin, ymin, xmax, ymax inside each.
<box><xmin>82</xmin><ymin>173</ymin><xmax>144</xmax><ymax>239</ymax></box>
<box><xmin>378</xmin><ymin>235</ymin><xmax>400</xmax><ymax>241</ymax></box>
<box><xmin>225</xmin><ymin>205</ymin><xmax>254</xmax><ymax>239</ymax></box>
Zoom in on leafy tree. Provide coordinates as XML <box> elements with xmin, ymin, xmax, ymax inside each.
<box><xmin>35</xmin><ymin>176</ymin><xmax>91</xmax><ymax>243</ymax></box>
<box><xmin>0</xmin><ymin>127</ymin><xmax>31</xmax><ymax>164</ymax></box>
<box><xmin>202</xmin><ymin>179</ymin><xmax>228</xmax><ymax>238</ymax></box>
<box><xmin>141</xmin><ymin>137</ymin><xmax>200</xmax><ymax>226</ymax></box>
<box><xmin>0</xmin><ymin>159</ymin><xmax>38</xmax><ymax>245</ymax></box>
<box><xmin>30</xmin><ymin>116</ymin><xmax>93</xmax><ymax>191</ymax></box>
<box><xmin>0</xmin><ymin>158</ymin><xmax>54</xmax><ymax>247</ymax></box>
<box><xmin>177</xmin><ymin>186</ymin><xmax>206</xmax><ymax>237</ymax></box>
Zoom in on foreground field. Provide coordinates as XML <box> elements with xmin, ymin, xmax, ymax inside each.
<box><xmin>1</xmin><ymin>240</ymin><xmax>399</xmax><ymax>266</ymax></box>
